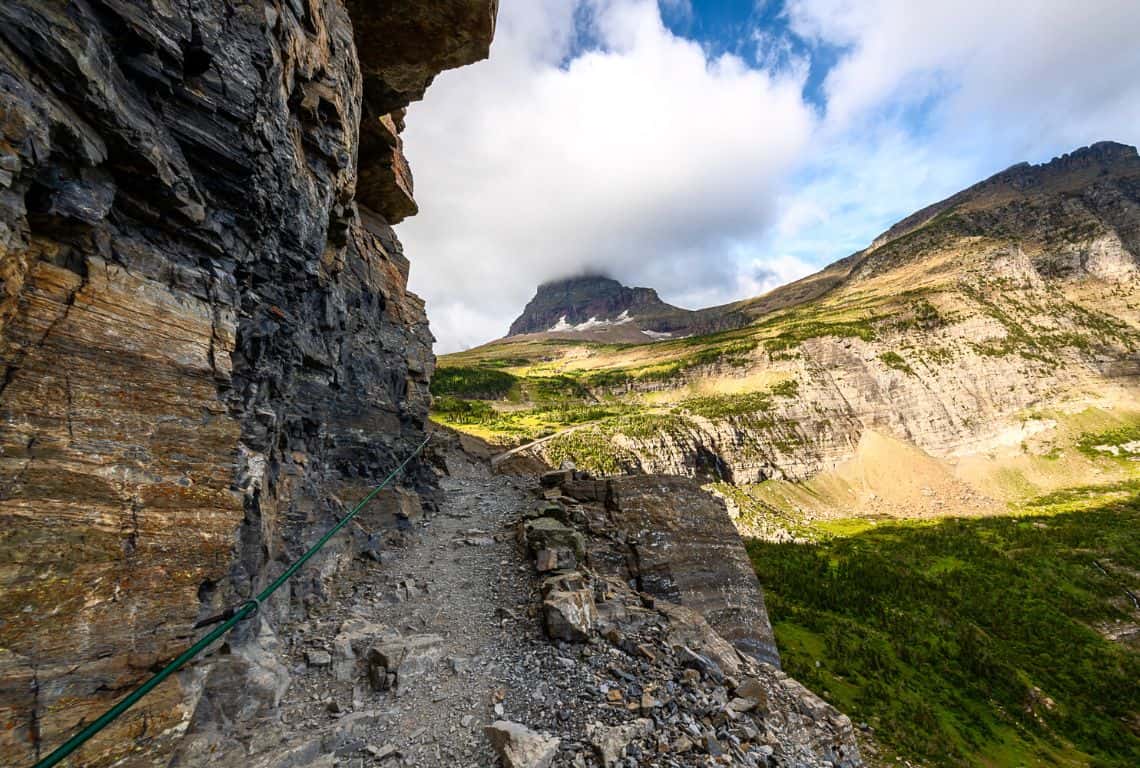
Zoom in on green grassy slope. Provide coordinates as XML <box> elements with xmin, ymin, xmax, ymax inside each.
<box><xmin>747</xmin><ymin>490</ymin><xmax>1140</xmax><ymax>768</ymax></box>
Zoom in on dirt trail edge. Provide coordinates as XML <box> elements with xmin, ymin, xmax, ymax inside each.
<box><xmin>222</xmin><ymin>436</ymin><xmax>862</xmax><ymax>768</ymax></box>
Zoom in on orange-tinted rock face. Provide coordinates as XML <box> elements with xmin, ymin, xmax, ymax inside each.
<box><xmin>0</xmin><ymin>2</ymin><xmax>495</xmax><ymax>765</ymax></box>
<box><xmin>0</xmin><ymin>254</ymin><xmax>242</xmax><ymax>764</ymax></box>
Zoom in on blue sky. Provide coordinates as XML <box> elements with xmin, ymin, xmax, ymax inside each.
<box><xmin>399</xmin><ymin>0</ymin><xmax>1140</xmax><ymax>352</ymax></box>
<box><xmin>662</xmin><ymin>0</ymin><xmax>838</xmax><ymax>108</ymax></box>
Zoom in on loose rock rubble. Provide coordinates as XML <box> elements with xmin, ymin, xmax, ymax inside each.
<box><xmin>174</xmin><ymin>437</ymin><xmax>862</xmax><ymax>767</ymax></box>
<box><xmin>504</xmin><ymin>468</ymin><xmax>863</xmax><ymax>768</ymax></box>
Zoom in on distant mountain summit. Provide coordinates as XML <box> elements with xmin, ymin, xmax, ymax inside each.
<box><xmin>507</xmin><ymin>274</ymin><xmax>753</xmax><ymax>342</ymax></box>
<box><xmin>867</xmin><ymin>140</ymin><xmax>1140</xmax><ymax>254</ymax></box>
<box><xmin>502</xmin><ymin>141</ymin><xmax>1139</xmax><ymax>345</ymax></box>
<box><xmin>508</xmin><ymin>275</ymin><xmax>670</xmax><ymax>336</ymax></box>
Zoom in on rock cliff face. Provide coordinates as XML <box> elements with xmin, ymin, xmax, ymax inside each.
<box><xmin>513</xmin><ymin>468</ymin><xmax>859</xmax><ymax>766</ymax></box>
<box><xmin>0</xmin><ymin>2</ymin><xmax>494</xmax><ymax>766</ymax></box>
<box><xmin>558</xmin><ymin>474</ymin><xmax>779</xmax><ymax>667</ymax></box>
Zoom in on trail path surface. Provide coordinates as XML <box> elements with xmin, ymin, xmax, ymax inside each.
<box><xmin>268</xmin><ymin>451</ymin><xmax>543</xmax><ymax>766</ymax></box>
<box><xmin>490</xmin><ymin>426</ymin><xmax>582</xmax><ymax>468</ymax></box>
<box><xmin>238</xmin><ymin>442</ymin><xmax>865</xmax><ymax>768</ymax></box>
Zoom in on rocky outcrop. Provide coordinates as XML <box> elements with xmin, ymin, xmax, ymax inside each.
<box><xmin>527</xmin><ymin>472</ymin><xmax>779</xmax><ymax>668</ymax></box>
<box><xmin>516</xmin><ymin>471</ymin><xmax>859</xmax><ymax>766</ymax></box>
<box><xmin>0</xmin><ymin>2</ymin><xmax>494</xmax><ymax>766</ymax></box>
<box><xmin>867</xmin><ymin>141</ymin><xmax>1140</xmax><ymax>256</ymax></box>
<box><xmin>352</xmin><ymin>1</ymin><xmax>498</xmax><ymax>222</ymax></box>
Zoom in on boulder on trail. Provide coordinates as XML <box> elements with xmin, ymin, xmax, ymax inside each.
<box><xmin>587</xmin><ymin>719</ymin><xmax>654</xmax><ymax>767</ymax></box>
<box><xmin>484</xmin><ymin>720</ymin><xmax>560</xmax><ymax>768</ymax></box>
<box><xmin>534</xmin><ymin>547</ymin><xmax>577</xmax><ymax>572</ymax></box>
<box><xmin>521</xmin><ymin>516</ymin><xmax>585</xmax><ymax>558</ymax></box>
<box><xmin>542</xmin><ymin>588</ymin><xmax>597</xmax><ymax>642</ymax></box>
<box><xmin>366</xmin><ymin>634</ymin><xmax>443</xmax><ymax>690</ymax></box>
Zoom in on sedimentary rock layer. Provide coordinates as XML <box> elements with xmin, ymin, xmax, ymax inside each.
<box><xmin>0</xmin><ymin>2</ymin><xmax>494</xmax><ymax>765</ymax></box>
<box><xmin>558</xmin><ymin>473</ymin><xmax>779</xmax><ymax>667</ymax></box>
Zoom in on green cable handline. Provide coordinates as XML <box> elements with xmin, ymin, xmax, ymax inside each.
<box><xmin>31</xmin><ymin>433</ymin><xmax>432</xmax><ymax>768</ymax></box>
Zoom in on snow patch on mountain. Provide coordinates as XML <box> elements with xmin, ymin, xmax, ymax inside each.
<box><xmin>548</xmin><ymin>310</ymin><xmax>635</xmax><ymax>333</ymax></box>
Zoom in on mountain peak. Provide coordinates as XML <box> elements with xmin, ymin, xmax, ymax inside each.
<box><xmin>507</xmin><ymin>274</ymin><xmax>670</xmax><ymax>337</ymax></box>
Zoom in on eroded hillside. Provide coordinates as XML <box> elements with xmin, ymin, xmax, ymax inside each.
<box><xmin>435</xmin><ymin>142</ymin><xmax>1140</xmax><ymax>524</ymax></box>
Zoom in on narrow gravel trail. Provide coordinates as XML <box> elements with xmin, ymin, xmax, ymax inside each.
<box><xmin>214</xmin><ymin>442</ymin><xmax>865</xmax><ymax>768</ymax></box>
<box><xmin>268</xmin><ymin>450</ymin><xmax>544</xmax><ymax>767</ymax></box>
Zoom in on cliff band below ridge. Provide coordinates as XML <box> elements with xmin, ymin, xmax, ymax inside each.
<box><xmin>0</xmin><ymin>2</ymin><xmax>495</xmax><ymax>766</ymax></box>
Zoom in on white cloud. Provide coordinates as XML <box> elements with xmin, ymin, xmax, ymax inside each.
<box><xmin>767</xmin><ymin>0</ymin><xmax>1140</xmax><ymax>279</ymax></box>
<box><xmin>399</xmin><ymin>0</ymin><xmax>1140</xmax><ymax>353</ymax></box>
<box><xmin>787</xmin><ymin>0</ymin><xmax>1140</xmax><ymax>155</ymax></box>
<box><xmin>399</xmin><ymin>0</ymin><xmax>815</xmax><ymax>352</ymax></box>
<box><xmin>767</xmin><ymin>125</ymin><xmax>981</xmax><ymax>271</ymax></box>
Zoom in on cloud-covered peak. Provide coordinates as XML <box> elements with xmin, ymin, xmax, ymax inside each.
<box><xmin>399</xmin><ymin>0</ymin><xmax>814</xmax><ymax>351</ymax></box>
<box><xmin>399</xmin><ymin>0</ymin><xmax>1140</xmax><ymax>352</ymax></box>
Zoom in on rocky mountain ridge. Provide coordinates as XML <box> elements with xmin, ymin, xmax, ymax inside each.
<box><xmin>436</xmin><ymin>140</ymin><xmax>1140</xmax><ymax>525</ymax></box>
<box><xmin>867</xmin><ymin>140</ymin><xmax>1140</xmax><ymax>254</ymax></box>
<box><xmin>503</xmin><ymin>141</ymin><xmax>1140</xmax><ymax>348</ymax></box>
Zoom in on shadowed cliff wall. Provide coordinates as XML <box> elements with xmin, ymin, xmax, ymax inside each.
<box><xmin>0</xmin><ymin>2</ymin><xmax>496</xmax><ymax>764</ymax></box>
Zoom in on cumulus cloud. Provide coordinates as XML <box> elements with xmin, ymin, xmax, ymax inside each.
<box><xmin>399</xmin><ymin>0</ymin><xmax>815</xmax><ymax>351</ymax></box>
<box><xmin>767</xmin><ymin>0</ymin><xmax>1140</xmax><ymax>272</ymax></box>
<box><xmin>400</xmin><ymin>0</ymin><xmax>1140</xmax><ymax>353</ymax></box>
<box><xmin>787</xmin><ymin>0</ymin><xmax>1140</xmax><ymax>153</ymax></box>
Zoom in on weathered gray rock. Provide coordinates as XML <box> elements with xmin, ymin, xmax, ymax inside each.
<box><xmin>569</xmin><ymin>475</ymin><xmax>780</xmax><ymax>666</ymax></box>
<box><xmin>534</xmin><ymin>547</ymin><xmax>577</xmax><ymax>572</ymax></box>
<box><xmin>587</xmin><ymin>719</ymin><xmax>653</xmax><ymax>767</ymax></box>
<box><xmin>305</xmin><ymin>650</ymin><xmax>332</xmax><ymax>668</ymax></box>
<box><xmin>517</xmin><ymin>472</ymin><xmax>863</xmax><ymax>768</ymax></box>
<box><xmin>522</xmin><ymin>517</ymin><xmax>586</xmax><ymax>558</ymax></box>
<box><xmin>540</xmin><ymin>468</ymin><xmax>574</xmax><ymax>488</ymax></box>
<box><xmin>734</xmin><ymin>677</ymin><xmax>771</xmax><ymax>714</ymax></box>
<box><xmin>484</xmin><ymin>720</ymin><xmax>560</xmax><ymax>768</ymax></box>
<box><xmin>367</xmin><ymin>634</ymin><xmax>444</xmax><ymax>689</ymax></box>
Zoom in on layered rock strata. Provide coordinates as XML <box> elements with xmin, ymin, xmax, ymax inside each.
<box><xmin>518</xmin><ymin>470</ymin><xmax>858</xmax><ymax>766</ymax></box>
<box><xmin>0</xmin><ymin>2</ymin><xmax>494</xmax><ymax>766</ymax></box>
<box><xmin>525</xmin><ymin>470</ymin><xmax>779</xmax><ymax>667</ymax></box>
